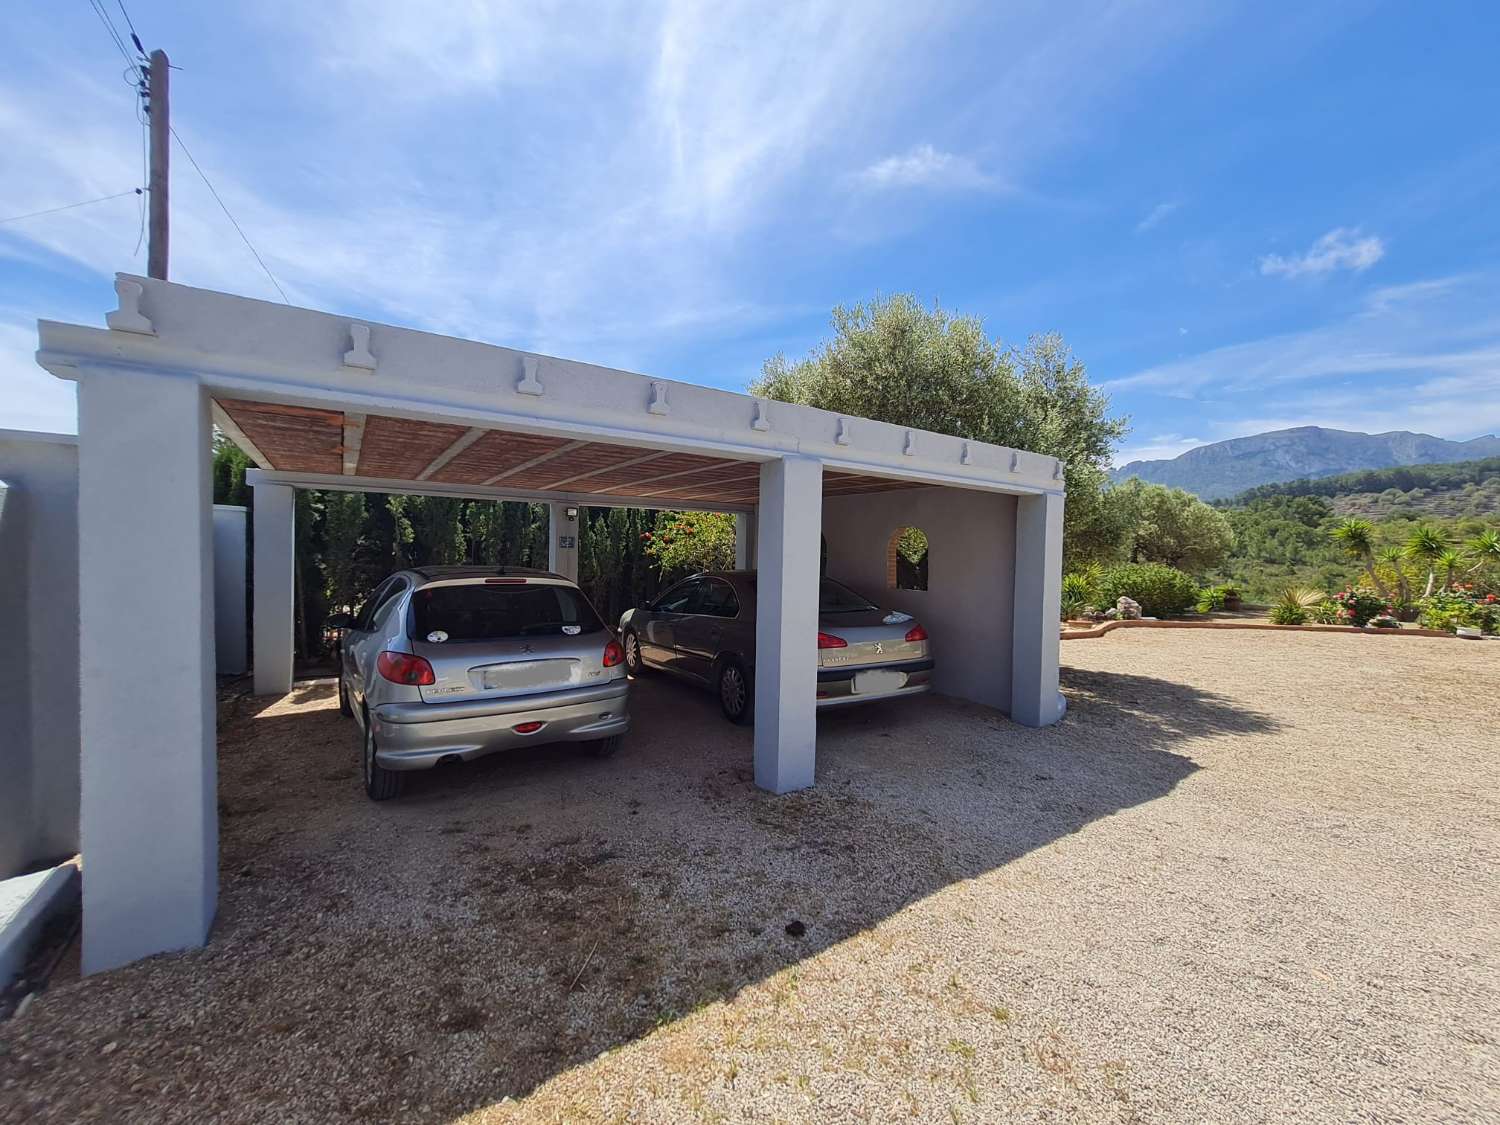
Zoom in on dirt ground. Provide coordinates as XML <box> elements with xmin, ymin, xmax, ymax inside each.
<box><xmin>1</xmin><ymin>631</ymin><xmax>1496</xmax><ymax>1124</ymax></box>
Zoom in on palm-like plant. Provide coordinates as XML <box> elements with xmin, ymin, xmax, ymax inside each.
<box><xmin>1270</xmin><ymin>587</ymin><xmax>1328</xmax><ymax>626</ymax></box>
<box><xmin>1331</xmin><ymin>517</ymin><xmax>1390</xmax><ymax>598</ymax></box>
<box><xmin>1405</xmin><ymin>524</ymin><xmax>1450</xmax><ymax>597</ymax></box>
<box><xmin>1435</xmin><ymin>549</ymin><xmax>1465</xmax><ymax>590</ymax></box>
<box><xmin>1466</xmin><ymin>530</ymin><xmax>1500</xmax><ymax>576</ymax></box>
<box><xmin>1375</xmin><ymin>545</ymin><xmax>1411</xmax><ymax>608</ymax></box>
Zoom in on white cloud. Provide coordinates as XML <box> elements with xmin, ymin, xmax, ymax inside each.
<box><xmin>1134</xmin><ymin>200</ymin><xmax>1180</xmax><ymax>233</ymax></box>
<box><xmin>856</xmin><ymin>145</ymin><xmax>995</xmax><ymax>192</ymax></box>
<box><xmin>1258</xmin><ymin>226</ymin><xmax>1385</xmax><ymax>278</ymax></box>
<box><xmin>1114</xmin><ymin>434</ymin><xmax>1206</xmax><ymax>466</ymax></box>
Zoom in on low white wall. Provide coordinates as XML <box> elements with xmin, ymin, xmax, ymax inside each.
<box><xmin>0</xmin><ymin>432</ymin><xmax>81</xmax><ymax>877</ymax></box>
<box><xmin>822</xmin><ymin>486</ymin><xmax>1016</xmax><ymax>712</ymax></box>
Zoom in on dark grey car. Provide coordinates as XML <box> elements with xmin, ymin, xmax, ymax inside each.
<box><xmin>618</xmin><ymin>571</ymin><xmax>933</xmax><ymax>724</ymax></box>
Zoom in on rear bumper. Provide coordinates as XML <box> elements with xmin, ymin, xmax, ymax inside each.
<box><xmin>815</xmin><ymin>658</ymin><xmax>934</xmax><ymax>707</ymax></box>
<box><xmin>370</xmin><ymin>680</ymin><xmax>630</xmax><ymax>770</ymax></box>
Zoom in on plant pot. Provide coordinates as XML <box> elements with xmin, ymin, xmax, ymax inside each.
<box><xmin>1223</xmin><ymin>595</ymin><xmax>1242</xmax><ymax>611</ymax></box>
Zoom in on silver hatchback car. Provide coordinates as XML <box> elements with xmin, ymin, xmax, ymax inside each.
<box><xmin>333</xmin><ymin>566</ymin><xmax>629</xmax><ymax>800</ymax></box>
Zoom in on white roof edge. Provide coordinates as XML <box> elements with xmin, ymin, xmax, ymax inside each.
<box><xmin>35</xmin><ymin>274</ymin><xmax>1065</xmax><ymax>495</ymax></box>
<box><xmin>0</xmin><ymin>427</ymin><xmax>79</xmax><ymax>446</ymax></box>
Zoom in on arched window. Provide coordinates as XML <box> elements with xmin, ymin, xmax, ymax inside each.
<box><xmin>887</xmin><ymin>527</ymin><xmax>929</xmax><ymax>591</ymax></box>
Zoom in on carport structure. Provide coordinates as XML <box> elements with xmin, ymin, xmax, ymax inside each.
<box><xmin>36</xmin><ymin>274</ymin><xmax>1064</xmax><ymax>974</ymax></box>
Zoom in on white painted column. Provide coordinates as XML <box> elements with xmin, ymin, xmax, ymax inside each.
<box><xmin>77</xmin><ymin>366</ymin><xmax>217</xmax><ymax>973</ymax></box>
<box><xmin>1010</xmin><ymin>490</ymin><xmax>1066</xmax><ymax>727</ymax></box>
<box><xmin>548</xmin><ymin>502</ymin><xmax>579</xmax><ymax>582</ymax></box>
<box><xmin>753</xmin><ymin>457</ymin><xmax>822</xmax><ymax>793</ymax></box>
<box><xmin>252</xmin><ymin>482</ymin><xmax>295</xmax><ymax>696</ymax></box>
<box><xmin>734</xmin><ymin>510</ymin><xmax>757</xmax><ymax>570</ymax></box>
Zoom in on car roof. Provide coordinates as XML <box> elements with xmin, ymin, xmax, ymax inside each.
<box><xmin>406</xmin><ymin>565</ymin><xmax>570</xmax><ymax>585</ymax></box>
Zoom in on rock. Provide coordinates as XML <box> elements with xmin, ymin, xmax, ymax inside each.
<box><xmin>785</xmin><ymin>920</ymin><xmax>806</xmax><ymax>937</ymax></box>
<box><xmin>1116</xmin><ymin>596</ymin><xmax>1143</xmax><ymax>620</ymax></box>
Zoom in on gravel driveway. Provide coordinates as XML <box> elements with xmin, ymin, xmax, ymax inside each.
<box><xmin>1</xmin><ymin>631</ymin><xmax>1496</xmax><ymax>1123</ymax></box>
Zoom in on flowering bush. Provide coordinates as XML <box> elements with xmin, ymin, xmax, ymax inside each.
<box><xmin>1330</xmin><ymin>587</ymin><xmax>1387</xmax><ymax>628</ymax></box>
<box><xmin>641</xmin><ymin>511</ymin><xmax>737</xmax><ymax>574</ymax></box>
<box><xmin>1418</xmin><ymin>588</ymin><xmax>1500</xmax><ymax>635</ymax></box>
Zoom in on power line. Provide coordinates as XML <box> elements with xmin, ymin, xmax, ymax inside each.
<box><xmin>113</xmin><ymin>0</ymin><xmax>145</xmax><ymax>55</ymax></box>
<box><xmin>85</xmin><ymin>0</ymin><xmax>135</xmax><ymax>65</ymax></box>
<box><xmin>0</xmin><ymin>189</ymin><xmax>142</xmax><ymax>226</ymax></box>
<box><xmin>170</xmin><ymin>127</ymin><xmax>290</xmax><ymax>304</ymax></box>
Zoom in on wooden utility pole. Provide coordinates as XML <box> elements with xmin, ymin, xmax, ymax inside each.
<box><xmin>146</xmin><ymin>48</ymin><xmax>170</xmax><ymax>280</ymax></box>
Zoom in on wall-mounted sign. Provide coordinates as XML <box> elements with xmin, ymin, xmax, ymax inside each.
<box><xmin>558</xmin><ymin>535</ymin><xmax>576</xmax><ymax>549</ymax></box>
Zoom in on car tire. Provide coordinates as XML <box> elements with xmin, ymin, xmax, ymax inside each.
<box><xmin>361</xmin><ymin>711</ymin><xmax>403</xmax><ymax>801</ymax></box>
<box><xmin>717</xmin><ymin>660</ymin><xmax>753</xmax><ymax>726</ymax></box>
<box><xmin>337</xmin><ymin>672</ymin><xmax>353</xmax><ymax>717</ymax></box>
<box><xmin>585</xmin><ymin>734</ymin><xmax>623</xmax><ymax>759</ymax></box>
<box><xmin>623</xmin><ymin>631</ymin><xmax>651</xmax><ymax>675</ymax></box>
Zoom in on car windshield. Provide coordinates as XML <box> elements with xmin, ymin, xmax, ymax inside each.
<box><xmin>412</xmin><ymin>583</ymin><xmax>604</xmax><ymax>642</ymax></box>
<box><xmin>818</xmin><ymin>578</ymin><xmax>878</xmax><ymax>613</ymax></box>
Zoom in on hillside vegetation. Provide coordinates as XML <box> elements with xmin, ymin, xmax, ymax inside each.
<box><xmin>1209</xmin><ymin>457</ymin><xmax>1500</xmax><ymax>601</ymax></box>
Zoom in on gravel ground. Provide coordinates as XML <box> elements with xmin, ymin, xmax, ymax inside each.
<box><xmin>1</xmin><ymin>631</ymin><xmax>1496</xmax><ymax>1124</ymax></box>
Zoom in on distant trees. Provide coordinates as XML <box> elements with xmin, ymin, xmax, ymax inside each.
<box><xmin>751</xmin><ymin>294</ymin><xmax>1128</xmax><ymax>569</ymax></box>
<box><xmin>1106</xmin><ymin>479</ymin><xmax>1235</xmax><ymax>573</ymax></box>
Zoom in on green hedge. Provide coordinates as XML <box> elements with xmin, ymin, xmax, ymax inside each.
<box><xmin>1094</xmin><ymin>563</ymin><xmax>1200</xmax><ymax>617</ymax></box>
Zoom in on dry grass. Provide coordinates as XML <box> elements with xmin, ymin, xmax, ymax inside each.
<box><xmin>1</xmin><ymin>631</ymin><xmax>1496</xmax><ymax>1123</ymax></box>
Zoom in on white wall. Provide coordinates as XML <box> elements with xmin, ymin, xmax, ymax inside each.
<box><xmin>822</xmin><ymin>486</ymin><xmax>1016</xmax><ymax>712</ymax></box>
<box><xmin>0</xmin><ymin>432</ymin><xmax>81</xmax><ymax>876</ymax></box>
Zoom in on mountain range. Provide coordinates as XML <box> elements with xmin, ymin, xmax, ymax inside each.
<box><xmin>1112</xmin><ymin>427</ymin><xmax>1500</xmax><ymax>500</ymax></box>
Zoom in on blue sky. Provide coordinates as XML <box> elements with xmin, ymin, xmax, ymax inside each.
<box><xmin>3</xmin><ymin>1</ymin><xmax>1498</xmax><ymax>465</ymax></box>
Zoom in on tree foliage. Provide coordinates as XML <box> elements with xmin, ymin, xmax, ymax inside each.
<box><xmin>750</xmin><ymin>294</ymin><xmax>1128</xmax><ymax>567</ymax></box>
<box><xmin>642</xmin><ymin>511</ymin><xmax>737</xmax><ymax>576</ymax></box>
<box><xmin>1107</xmin><ymin>479</ymin><xmax>1234</xmax><ymax>573</ymax></box>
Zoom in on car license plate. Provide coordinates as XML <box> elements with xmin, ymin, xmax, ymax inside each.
<box><xmin>480</xmin><ymin>660</ymin><xmax>570</xmax><ymax>691</ymax></box>
<box><xmin>853</xmin><ymin>668</ymin><xmax>906</xmax><ymax>695</ymax></box>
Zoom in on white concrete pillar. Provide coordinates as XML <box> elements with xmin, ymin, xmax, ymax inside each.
<box><xmin>77</xmin><ymin>367</ymin><xmax>217</xmax><ymax>973</ymax></box>
<box><xmin>548</xmin><ymin>501</ymin><xmax>579</xmax><ymax>582</ymax></box>
<box><xmin>1010</xmin><ymin>490</ymin><xmax>1066</xmax><ymax>727</ymax></box>
<box><xmin>753</xmin><ymin>457</ymin><xmax>822</xmax><ymax>793</ymax></box>
<box><xmin>252</xmin><ymin>482</ymin><xmax>295</xmax><ymax>695</ymax></box>
<box><xmin>734</xmin><ymin>510</ymin><xmax>756</xmax><ymax>570</ymax></box>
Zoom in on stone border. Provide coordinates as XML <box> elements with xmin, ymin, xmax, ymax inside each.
<box><xmin>1061</xmin><ymin>618</ymin><xmax>1463</xmax><ymax>641</ymax></box>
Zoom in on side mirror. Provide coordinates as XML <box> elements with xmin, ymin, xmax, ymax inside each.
<box><xmin>326</xmin><ymin>612</ymin><xmax>356</xmax><ymax>629</ymax></box>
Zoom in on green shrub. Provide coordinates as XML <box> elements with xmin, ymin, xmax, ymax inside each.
<box><xmin>1418</xmin><ymin>589</ymin><xmax>1500</xmax><ymax>634</ymax></box>
<box><xmin>1309</xmin><ymin>599</ymin><xmax>1340</xmax><ymax>625</ymax></box>
<box><xmin>1330</xmin><ymin>587</ymin><xmax>1387</xmax><ymax>627</ymax></box>
<box><xmin>1270</xmin><ymin>587</ymin><xmax>1325</xmax><ymax>626</ymax></box>
<box><xmin>1060</xmin><ymin>572</ymin><xmax>1094</xmax><ymax>620</ymax></box>
<box><xmin>1093</xmin><ymin>563</ymin><xmax>1200</xmax><ymax>617</ymax></box>
<box><xmin>1194</xmin><ymin>583</ymin><xmax>1242</xmax><ymax>614</ymax></box>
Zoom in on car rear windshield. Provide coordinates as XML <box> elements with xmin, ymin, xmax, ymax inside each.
<box><xmin>411</xmin><ymin>582</ymin><xmax>604</xmax><ymax>642</ymax></box>
<box><xmin>818</xmin><ymin>579</ymin><xmax>878</xmax><ymax>613</ymax></box>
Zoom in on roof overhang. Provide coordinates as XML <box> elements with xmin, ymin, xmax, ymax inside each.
<box><xmin>37</xmin><ymin>274</ymin><xmax>1066</xmax><ymax>507</ymax></box>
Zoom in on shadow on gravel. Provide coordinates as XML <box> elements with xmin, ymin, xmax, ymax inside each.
<box><xmin>7</xmin><ymin>672</ymin><xmax>1281</xmax><ymax>1123</ymax></box>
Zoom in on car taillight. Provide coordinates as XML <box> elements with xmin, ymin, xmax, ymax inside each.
<box><xmin>602</xmin><ymin>639</ymin><xmax>625</xmax><ymax>667</ymax></box>
<box><xmin>514</xmin><ymin>721</ymin><xmax>545</xmax><ymax>734</ymax></box>
<box><xmin>904</xmin><ymin>623</ymin><xmax>929</xmax><ymax>643</ymax></box>
<box><xmin>817</xmin><ymin>631</ymin><xmax>847</xmax><ymax>649</ymax></box>
<box><xmin>376</xmin><ymin>651</ymin><xmax>436</xmax><ymax>685</ymax></box>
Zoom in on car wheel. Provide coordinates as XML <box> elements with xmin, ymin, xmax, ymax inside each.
<box><xmin>361</xmin><ymin>711</ymin><xmax>403</xmax><ymax>801</ymax></box>
<box><xmin>337</xmin><ymin>672</ymin><xmax>353</xmax><ymax>717</ymax></box>
<box><xmin>585</xmin><ymin>734</ymin><xmax>623</xmax><ymax>759</ymax></box>
<box><xmin>623</xmin><ymin>631</ymin><xmax>650</xmax><ymax>675</ymax></box>
<box><xmin>718</xmin><ymin>660</ymin><xmax>752</xmax><ymax>725</ymax></box>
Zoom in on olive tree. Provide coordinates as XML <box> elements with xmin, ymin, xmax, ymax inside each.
<box><xmin>751</xmin><ymin>295</ymin><xmax>1129</xmax><ymax>567</ymax></box>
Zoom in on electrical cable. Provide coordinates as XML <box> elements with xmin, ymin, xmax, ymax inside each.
<box><xmin>0</xmin><ymin>189</ymin><xmax>142</xmax><ymax>226</ymax></box>
<box><xmin>170</xmin><ymin>127</ymin><xmax>291</xmax><ymax>303</ymax></box>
